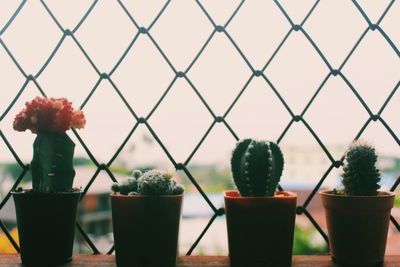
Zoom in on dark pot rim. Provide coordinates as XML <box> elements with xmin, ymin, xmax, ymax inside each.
<box><xmin>111</xmin><ymin>193</ymin><xmax>183</xmax><ymax>199</ymax></box>
<box><xmin>224</xmin><ymin>189</ymin><xmax>297</xmax><ymax>199</ymax></box>
<box><xmin>319</xmin><ymin>190</ymin><xmax>395</xmax><ymax>198</ymax></box>
<box><xmin>11</xmin><ymin>190</ymin><xmax>82</xmax><ymax>196</ymax></box>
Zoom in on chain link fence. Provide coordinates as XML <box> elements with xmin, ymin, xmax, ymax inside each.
<box><xmin>0</xmin><ymin>0</ymin><xmax>399</xmax><ymax>255</ymax></box>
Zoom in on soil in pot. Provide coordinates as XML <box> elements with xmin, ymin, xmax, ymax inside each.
<box><xmin>320</xmin><ymin>190</ymin><xmax>395</xmax><ymax>266</ymax></box>
<box><xmin>12</xmin><ymin>190</ymin><xmax>81</xmax><ymax>266</ymax></box>
<box><xmin>111</xmin><ymin>194</ymin><xmax>183</xmax><ymax>267</ymax></box>
<box><xmin>224</xmin><ymin>190</ymin><xmax>297</xmax><ymax>267</ymax></box>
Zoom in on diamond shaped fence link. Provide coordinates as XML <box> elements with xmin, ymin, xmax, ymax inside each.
<box><xmin>0</xmin><ymin>0</ymin><xmax>398</xmax><ymax>256</ymax></box>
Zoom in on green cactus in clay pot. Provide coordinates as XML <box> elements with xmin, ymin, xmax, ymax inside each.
<box><xmin>112</xmin><ymin>169</ymin><xmax>184</xmax><ymax>196</ymax></box>
<box><xmin>13</xmin><ymin>97</ymin><xmax>86</xmax><ymax>193</ymax></box>
<box><xmin>231</xmin><ymin>138</ymin><xmax>284</xmax><ymax>197</ymax></box>
<box><xmin>340</xmin><ymin>142</ymin><xmax>381</xmax><ymax>196</ymax></box>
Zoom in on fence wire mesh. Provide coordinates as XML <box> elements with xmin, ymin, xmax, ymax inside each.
<box><xmin>0</xmin><ymin>0</ymin><xmax>399</xmax><ymax>255</ymax></box>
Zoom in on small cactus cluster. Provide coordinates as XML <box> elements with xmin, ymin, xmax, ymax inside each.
<box><xmin>231</xmin><ymin>139</ymin><xmax>284</xmax><ymax>197</ymax></box>
<box><xmin>112</xmin><ymin>169</ymin><xmax>184</xmax><ymax>196</ymax></box>
<box><xmin>340</xmin><ymin>142</ymin><xmax>381</xmax><ymax>196</ymax></box>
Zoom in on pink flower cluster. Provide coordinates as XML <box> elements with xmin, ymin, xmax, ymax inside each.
<box><xmin>13</xmin><ymin>97</ymin><xmax>86</xmax><ymax>134</ymax></box>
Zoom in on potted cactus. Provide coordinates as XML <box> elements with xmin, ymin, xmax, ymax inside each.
<box><xmin>111</xmin><ymin>169</ymin><xmax>184</xmax><ymax>267</ymax></box>
<box><xmin>225</xmin><ymin>139</ymin><xmax>297</xmax><ymax>267</ymax></box>
<box><xmin>11</xmin><ymin>96</ymin><xmax>85</xmax><ymax>265</ymax></box>
<box><xmin>320</xmin><ymin>142</ymin><xmax>395</xmax><ymax>266</ymax></box>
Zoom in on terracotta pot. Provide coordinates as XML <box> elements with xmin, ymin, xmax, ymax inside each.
<box><xmin>111</xmin><ymin>194</ymin><xmax>183</xmax><ymax>267</ymax></box>
<box><xmin>12</xmin><ymin>191</ymin><xmax>81</xmax><ymax>266</ymax></box>
<box><xmin>224</xmin><ymin>190</ymin><xmax>297</xmax><ymax>267</ymax></box>
<box><xmin>320</xmin><ymin>190</ymin><xmax>395</xmax><ymax>266</ymax></box>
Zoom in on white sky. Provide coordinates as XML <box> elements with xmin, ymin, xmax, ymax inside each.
<box><xmin>0</xmin><ymin>0</ymin><xmax>399</xmax><ymax>170</ymax></box>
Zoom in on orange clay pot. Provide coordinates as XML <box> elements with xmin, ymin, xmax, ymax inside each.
<box><xmin>111</xmin><ymin>194</ymin><xmax>183</xmax><ymax>267</ymax></box>
<box><xmin>320</xmin><ymin>190</ymin><xmax>395</xmax><ymax>266</ymax></box>
<box><xmin>224</xmin><ymin>190</ymin><xmax>297</xmax><ymax>267</ymax></box>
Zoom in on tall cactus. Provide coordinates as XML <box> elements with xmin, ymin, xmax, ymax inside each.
<box><xmin>341</xmin><ymin>143</ymin><xmax>381</xmax><ymax>196</ymax></box>
<box><xmin>13</xmin><ymin>97</ymin><xmax>86</xmax><ymax>193</ymax></box>
<box><xmin>31</xmin><ymin>132</ymin><xmax>76</xmax><ymax>193</ymax></box>
<box><xmin>231</xmin><ymin>139</ymin><xmax>284</xmax><ymax>197</ymax></box>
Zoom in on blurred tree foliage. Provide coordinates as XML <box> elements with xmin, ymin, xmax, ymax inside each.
<box><xmin>395</xmin><ymin>195</ymin><xmax>400</xmax><ymax>207</ymax></box>
<box><xmin>0</xmin><ymin>157</ymin><xmax>94</xmax><ymax>183</ymax></box>
<box><xmin>1</xmin><ymin>163</ymin><xmax>28</xmax><ymax>181</ymax></box>
<box><xmin>179</xmin><ymin>165</ymin><xmax>235</xmax><ymax>192</ymax></box>
<box><xmin>293</xmin><ymin>225</ymin><xmax>329</xmax><ymax>255</ymax></box>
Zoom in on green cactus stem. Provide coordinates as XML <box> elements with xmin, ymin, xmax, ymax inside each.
<box><xmin>231</xmin><ymin>139</ymin><xmax>284</xmax><ymax>197</ymax></box>
<box><xmin>30</xmin><ymin>132</ymin><xmax>76</xmax><ymax>193</ymax></box>
<box><xmin>341</xmin><ymin>143</ymin><xmax>381</xmax><ymax>196</ymax></box>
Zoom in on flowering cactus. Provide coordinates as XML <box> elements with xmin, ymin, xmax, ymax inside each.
<box><xmin>341</xmin><ymin>142</ymin><xmax>381</xmax><ymax>196</ymax></box>
<box><xmin>112</xmin><ymin>170</ymin><xmax>184</xmax><ymax>196</ymax></box>
<box><xmin>13</xmin><ymin>97</ymin><xmax>85</xmax><ymax>133</ymax></box>
<box><xmin>231</xmin><ymin>139</ymin><xmax>284</xmax><ymax>197</ymax></box>
<box><xmin>13</xmin><ymin>97</ymin><xmax>86</xmax><ymax>193</ymax></box>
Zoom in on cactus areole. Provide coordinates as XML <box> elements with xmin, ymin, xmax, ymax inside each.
<box><xmin>13</xmin><ymin>97</ymin><xmax>86</xmax><ymax>193</ymax></box>
<box><xmin>231</xmin><ymin>139</ymin><xmax>284</xmax><ymax>197</ymax></box>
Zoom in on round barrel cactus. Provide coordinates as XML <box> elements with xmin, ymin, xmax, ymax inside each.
<box><xmin>231</xmin><ymin>139</ymin><xmax>284</xmax><ymax>197</ymax></box>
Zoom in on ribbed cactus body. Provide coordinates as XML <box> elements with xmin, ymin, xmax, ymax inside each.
<box><xmin>231</xmin><ymin>139</ymin><xmax>284</xmax><ymax>197</ymax></box>
<box><xmin>31</xmin><ymin>132</ymin><xmax>76</xmax><ymax>193</ymax></box>
<box><xmin>342</xmin><ymin>144</ymin><xmax>381</xmax><ymax>196</ymax></box>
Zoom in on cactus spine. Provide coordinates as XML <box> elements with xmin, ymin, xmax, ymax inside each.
<box><xmin>231</xmin><ymin>139</ymin><xmax>284</xmax><ymax>197</ymax></box>
<box><xmin>341</xmin><ymin>142</ymin><xmax>381</xmax><ymax>196</ymax></box>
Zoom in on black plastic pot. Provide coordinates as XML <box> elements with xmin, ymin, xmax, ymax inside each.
<box><xmin>12</xmin><ymin>190</ymin><xmax>81</xmax><ymax>266</ymax></box>
<box><xmin>111</xmin><ymin>194</ymin><xmax>183</xmax><ymax>267</ymax></box>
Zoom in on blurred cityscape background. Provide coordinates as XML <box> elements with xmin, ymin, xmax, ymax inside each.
<box><xmin>0</xmin><ymin>0</ymin><xmax>399</xmax><ymax>255</ymax></box>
